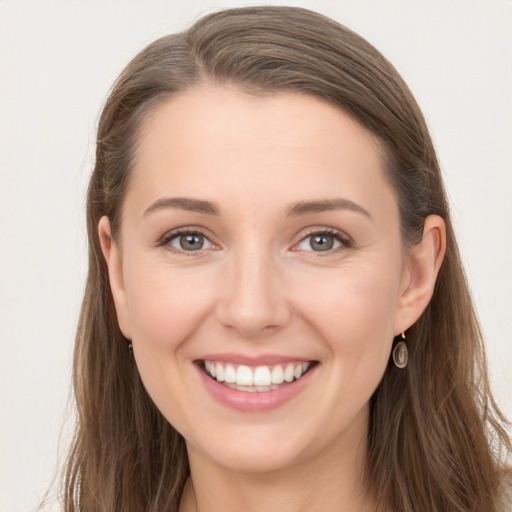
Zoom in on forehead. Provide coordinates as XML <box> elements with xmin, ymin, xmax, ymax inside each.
<box><xmin>126</xmin><ymin>86</ymin><xmax>396</xmax><ymax>219</ymax></box>
<box><xmin>135</xmin><ymin>85</ymin><xmax>383</xmax><ymax>161</ymax></box>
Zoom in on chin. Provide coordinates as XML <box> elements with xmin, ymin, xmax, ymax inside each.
<box><xmin>186</xmin><ymin>425</ymin><xmax>314</xmax><ymax>474</ymax></box>
<box><xmin>207</xmin><ymin>448</ymin><xmax>305</xmax><ymax>474</ymax></box>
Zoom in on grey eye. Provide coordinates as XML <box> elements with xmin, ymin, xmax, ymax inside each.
<box><xmin>309</xmin><ymin>234</ymin><xmax>335</xmax><ymax>251</ymax></box>
<box><xmin>171</xmin><ymin>233</ymin><xmax>208</xmax><ymax>251</ymax></box>
<box><xmin>296</xmin><ymin>233</ymin><xmax>343</xmax><ymax>252</ymax></box>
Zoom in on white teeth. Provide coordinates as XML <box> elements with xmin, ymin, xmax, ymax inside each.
<box><xmin>284</xmin><ymin>363</ymin><xmax>295</xmax><ymax>382</ymax></box>
<box><xmin>253</xmin><ymin>366</ymin><xmax>272</xmax><ymax>386</ymax></box>
<box><xmin>224</xmin><ymin>382</ymin><xmax>280</xmax><ymax>392</ymax></box>
<box><xmin>271</xmin><ymin>365</ymin><xmax>284</xmax><ymax>384</ymax></box>
<box><xmin>224</xmin><ymin>364</ymin><xmax>236</xmax><ymax>383</ymax></box>
<box><xmin>204</xmin><ymin>360</ymin><xmax>312</xmax><ymax>391</ymax></box>
<box><xmin>256</xmin><ymin>385</ymin><xmax>278</xmax><ymax>392</ymax></box>
<box><xmin>236</xmin><ymin>365</ymin><xmax>253</xmax><ymax>386</ymax></box>
<box><xmin>215</xmin><ymin>362</ymin><xmax>225</xmax><ymax>382</ymax></box>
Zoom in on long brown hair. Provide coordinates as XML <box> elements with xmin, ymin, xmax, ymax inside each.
<box><xmin>63</xmin><ymin>6</ymin><xmax>510</xmax><ymax>511</ymax></box>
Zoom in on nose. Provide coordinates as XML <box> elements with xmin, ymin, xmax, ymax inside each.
<box><xmin>215</xmin><ymin>247</ymin><xmax>291</xmax><ymax>339</ymax></box>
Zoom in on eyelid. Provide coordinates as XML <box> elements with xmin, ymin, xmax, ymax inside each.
<box><xmin>156</xmin><ymin>225</ymin><xmax>353</xmax><ymax>254</ymax></box>
<box><xmin>157</xmin><ymin>226</ymin><xmax>220</xmax><ymax>253</ymax></box>
<box><xmin>291</xmin><ymin>227</ymin><xmax>354</xmax><ymax>253</ymax></box>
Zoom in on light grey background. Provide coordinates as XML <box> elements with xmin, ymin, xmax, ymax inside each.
<box><xmin>1</xmin><ymin>1</ymin><xmax>511</xmax><ymax>510</ymax></box>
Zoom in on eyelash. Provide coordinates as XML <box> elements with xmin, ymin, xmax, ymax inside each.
<box><xmin>158</xmin><ymin>227</ymin><xmax>215</xmax><ymax>255</ymax></box>
<box><xmin>295</xmin><ymin>228</ymin><xmax>354</xmax><ymax>254</ymax></box>
<box><xmin>157</xmin><ymin>227</ymin><xmax>353</xmax><ymax>255</ymax></box>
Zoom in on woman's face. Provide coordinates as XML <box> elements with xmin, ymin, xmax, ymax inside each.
<box><xmin>102</xmin><ymin>86</ymin><xmax>419</xmax><ymax>473</ymax></box>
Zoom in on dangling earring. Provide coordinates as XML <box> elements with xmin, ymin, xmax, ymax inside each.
<box><xmin>128</xmin><ymin>341</ymin><xmax>133</xmax><ymax>355</ymax></box>
<box><xmin>392</xmin><ymin>332</ymin><xmax>408</xmax><ymax>369</ymax></box>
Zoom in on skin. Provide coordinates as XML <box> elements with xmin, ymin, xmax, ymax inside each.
<box><xmin>99</xmin><ymin>86</ymin><xmax>445</xmax><ymax>512</ymax></box>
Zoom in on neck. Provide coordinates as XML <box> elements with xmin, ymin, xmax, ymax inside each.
<box><xmin>180</xmin><ymin>419</ymin><xmax>376</xmax><ymax>512</ymax></box>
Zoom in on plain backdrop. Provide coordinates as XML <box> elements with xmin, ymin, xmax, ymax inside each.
<box><xmin>1</xmin><ymin>1</ymin><xmax>511</xmax><ymax>510</ymax></box>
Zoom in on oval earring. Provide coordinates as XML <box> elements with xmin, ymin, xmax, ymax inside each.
<box><xmin>392</xmin><ymin>332</ymin><xmax>408</xmax><ymax>369</ymax></box>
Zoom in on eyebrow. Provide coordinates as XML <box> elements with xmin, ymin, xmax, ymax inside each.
<box><xmin>144</xmin><ymin>197</ymin><xmax>220</xmax><ymax>216</ymax></box>
<box><xmin>143</xmin><ymin>196</ymin><xmax>371</xmax><ymax>219</ymax></box>
<box><xmin>286</xmin><ymin>198</ymin><xmax>371</xmax><ymax>218</ymax></box>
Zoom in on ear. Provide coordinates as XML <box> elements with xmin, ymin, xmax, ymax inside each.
<box><xmin>98</xmin><ymin>216</ymin><xmax>132</xmax><ymax>339</ymax></box>
<box><xmin>394</xmin><ymin>215</ymin><xmax>446</xmax><ymax>334</ymax></box>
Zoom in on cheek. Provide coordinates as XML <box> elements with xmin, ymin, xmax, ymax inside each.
<box><xmin>124</xmin><ymin>259</ymin><xmax>213</xmax><ymax>351</ymax></box>
<box><xmin>121</xmin><ymin>260</ymin><xmax>214</xmax><ymax>429</ymax></box>
<box><xmin>294</xmin><ymin>262</ymin><xmax>401</xmax><ymax>362</ymax></box>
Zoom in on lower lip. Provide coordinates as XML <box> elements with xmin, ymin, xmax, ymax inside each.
<box><xmin>196</xmin><ymin>364</ymin><xmax>316</xmax><ymax>412</ymax></box>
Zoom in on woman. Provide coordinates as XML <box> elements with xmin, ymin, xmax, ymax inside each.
<box><xmin>63</xmin><ymin>6</ymin><xmax>511</xmax><ymax>512</ymax></box>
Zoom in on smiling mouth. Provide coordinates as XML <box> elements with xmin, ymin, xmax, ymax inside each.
<box><xmin>199</xmin><ymin>360</ymin><xmax>317</xmax><ymax>392</ymax></box>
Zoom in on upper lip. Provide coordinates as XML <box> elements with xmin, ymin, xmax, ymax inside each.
<box><xmin>196</xmin><ymin>353</ymin><xmax>315</xmax><ymax>366</ymax></box>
